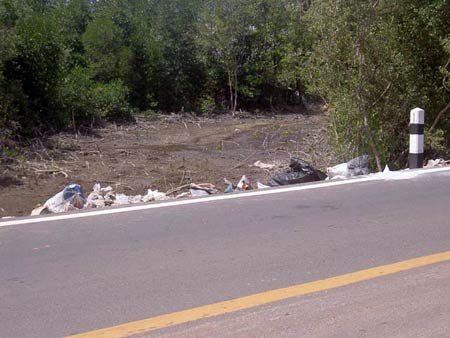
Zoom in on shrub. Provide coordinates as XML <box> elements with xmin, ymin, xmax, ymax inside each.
<box><xmin>61</xmin><ymin>66</ymin><xmax>96</xmax><ymax>127</ymax></box>
<box><xmin>198</xmin><ymin>95</ymin><xmax>216</xmax><ymax>115</ymax></box>
<box><xmin>90</xmin><ymin>80</ymin><xmax>134</xmax><ymax>121</ymax></box>
<box><xmin>62</xmin><ymin>68</ymin><xmax>134</xmax><ymax>128</ymax></box>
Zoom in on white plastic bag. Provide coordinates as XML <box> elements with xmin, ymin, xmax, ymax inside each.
<box><xmin>44</xmin><ymin>184</ymin><xmax>86</xmax><ymax>213</ymax></box>
<box><xmin>143</xmin><ymin>189</ymin><xmax>168</xmax><ymax>202</ymax></box>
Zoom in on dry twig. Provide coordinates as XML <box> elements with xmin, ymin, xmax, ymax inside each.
<box><xmin>231</xmin><ymin>150</ymin><xmax>259</xmax><ymax>170</ymax></box>
<box><xmin>32</xmin><ymin>169</ymin><xmax>69</xmax><ymax>178</ymax></box>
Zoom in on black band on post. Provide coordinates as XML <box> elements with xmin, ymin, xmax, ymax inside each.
<box><xmin>409</xmin><ymin>153</ymin><xmax>424</xmax><ymax>169</ymax></box>
<box><xmin>410</xmin><ymin>124</ymin><xmax>424</xmax><ymax>135</ymax></box>
<box><xmin>409</xmin><ymin>108</ymin><xmax>425</xmax><ymax>169</ymax></box>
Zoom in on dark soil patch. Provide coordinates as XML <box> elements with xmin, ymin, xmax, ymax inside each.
<box><xmin>0</xmin><ymin>176</ymin><xmax>23</xmax><ymax>188</ymax></box>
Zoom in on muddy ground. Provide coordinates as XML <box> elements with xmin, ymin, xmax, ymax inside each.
<box><xmin>0</xmin><ymin>110</ymin><xmax>334</xmax><ymax>217</ymax></box>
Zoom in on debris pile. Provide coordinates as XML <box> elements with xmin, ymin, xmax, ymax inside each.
<box><xmin>268</xmin><ymin>157</ymin><xmax>326</xmax><ymax>186</ymax></box>
<box><xmin>31</xmin><ymin>184</ymin><xmax>86</xmax><ymax>215</ymax></box>
<box><xmin>166</xmin><ymin>183</ymin><xmax>219</xmax><ymax>197</ymax></box>
<box><xmin>224</xmin><ymin>175</ymin><xmax>253</xmax><ymax>193</ymax></box>
<box><xmin>30</xmin><ymin>155</ymin><xmax>377</xmax><ymax>216</ymax></box>
<box><xmin>85</xmin><ymin>183</ymin><xmax>170</xmax><ymax>209</ymax></box>
<box><xmin>326</xmin><ymin>155</ymin><xmax>370</xmax><ymax>179</ymax></box>
<box><xmin>425</xmin><ymin>159</ymin><xmax>450</xmax><ymax>168</ymax></box>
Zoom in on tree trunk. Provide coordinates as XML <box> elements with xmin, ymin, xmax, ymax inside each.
<box><xmin>233</xmin><ymin>70</ymin><xmax>238</xmax><ymax>113</ymax></box>
<box><xmin>354</xmin><ymin>1</ymin><xmax>383</xmax><ymax>172</ymax></box>
<box><xmin>362</xmin><ymin>108</ymin><xmax>383</xmax><ymax>172</ymax></box>
<box><xmin>228</xmin><ymin>71</ymin><xmax>235</xmax><ymax>114</ymax></box>
<box><xmin>72</xmin><ymin>111</ymin><xmax>78</xmax><ymax>139</ymax></box>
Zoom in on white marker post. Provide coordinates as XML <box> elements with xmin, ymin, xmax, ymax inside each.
<box><xmin>409</xmin><ymin>108</ymin><xmax>425</xmax><ymax>169</ymax></box>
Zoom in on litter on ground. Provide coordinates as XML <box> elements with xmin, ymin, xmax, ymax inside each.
<box><xmin>326</xmin><ymin>155</ymin><xmax>370</xmax><ymax>179</ymax></box>
<box><xmin>31</xmin><ymin>184</ymin><xmax>86</xmax><ymax>215</ymax></box>
<box><xmin>425</xmin><ymin>159</ymin><xmax>450</xmax><ymax>168</ymax></box>
<box><xmin>253</xmin><ymin>161</ymin><xmax>276</xmax><ymax>170</ymax></box>
<box><xmin>28</xmin><ymin>157</ymin><xmax>335</xmax><ymax>215</ymax></box>
<box><xmin>30</xmin><ymin>154</ymin><xmax>444</xmax><ymax>216</ymax></box>
<box><xmin>268</xmin><ymin>157</ymin><xmax>326</xmax><ymax>186</ymax></box>
<box><xmin>31</xmin><ymin>182</ymin><xmax>219</xmax><ymax>215</ymax></box>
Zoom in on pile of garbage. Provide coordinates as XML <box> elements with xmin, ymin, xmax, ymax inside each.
<box><xmin>267</xmin><ymin>157</ymin><xmax>327</xmax><ymax>186</ymax></box>
<box><xmin>31</xmin><ymin>182</ymin><xmax>220</xmax><ymax>215</ymax></box>
<box><xmin>30</xmin><ymin>155</ymin><xmax>372</xmax><ymax>216</ymax></box>
<box><xmin>425</xmin><ymin>158</ymin><xmax>450</xmax><ymax>168</ymax></box>
<box><xmin>31</xmin><ymin>184</ymin><xmax>86</xmax><ymax>215</ymax></box>
<box><xmin>86</xmin><ymin>183</ymin><xmax>170</xmax><ymax>209</ymax></box>
<box><xmin>326</xmin><ymin>155</ymin><xmax>370</xmax><ymax>179</ymax></box>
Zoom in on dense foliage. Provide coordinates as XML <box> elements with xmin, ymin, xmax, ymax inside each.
<box><xmin>304</xmin><ymin>0</ymin><xmax>450</xmax><ymax>167</ymax></box>
<box><xmin>1</xmin><ymin>0</ymin><xmax>449</xmax><ymax>167</ymax></box>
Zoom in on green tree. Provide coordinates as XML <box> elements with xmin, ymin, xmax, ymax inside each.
<box><xmin>198</xmin><ymin>0</ymin><xmax>257</xmax><ymax>113</ymax></box>
<box><xmin>152</xmin><ymin>0</ymin><xmax>206</xmax><ymax>111</ymax></box>
<box><xmin>198</xmin><ymin>0</ymin><xmax>306</xmax><ymax>112</ymax></box>
<box><xmin>239</xmin><ymin>0</ymin><xmax>307</xmax><ymax>107</ymax></box>
<box><xmin>82</xmin><ymin>16</ymin><xmax>132</xmax><ymax>82</ymax></box>
<box><xmin>119</xmin><ymin>0</ymin><xmax>162</xmax><ymax>110</ymax></box>
<box><xmin>304</xmin><ymin>0</ymin><xmax>450</xmax><ymax>169</ymax></box>
<box><xmin>59</xmin><ymin>0</ymin><xmax>92</xmax><ymax>68</ymax></box>
<box><xmin>0</xmin><ymin>0</ymin><xmax>18</xmax><ymax>128</ymax></box>
<box><xmin>5</xmin><ymin>10</ymin><xmax>66</xmax><ymax>134</ymax></box>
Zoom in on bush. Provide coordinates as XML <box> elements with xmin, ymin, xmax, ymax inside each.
<box><xmin>304</xmin><ymin>0</ymin><xmax>450</xmax><ymax>169</ymax></box>
<box><xmin>425</xmin><ymin>128</ymin><xmax>449</xmax><ymax>159</ymax></box>
<box><xmin>198</xmin><ymin>95</ymin><xmax>216</xmax><ymax>115</ymax></box>
<box><xmin>61</xmin><ymin>66</ymin><xmax>96</xmax><ymax>127</ymax></box>
<box><xmin>90</xmin><ymin>80</ymin><xmax>134</xmax><ymax>121</ymax></box>
<box><xmin>4</xmin><ymin>13</ymin><xmax>66</xmax><ymax>135</ymax></box>
<box><xmin>62</xmin><ymin>68</ymin><xmax>134</xmax><ymax>128</ymax></box>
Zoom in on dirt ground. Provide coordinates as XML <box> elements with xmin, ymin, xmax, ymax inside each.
<box><xmin>0</xmin><ymin>110</ymin><xmax>334</xmax><ymax>218</ymax></box>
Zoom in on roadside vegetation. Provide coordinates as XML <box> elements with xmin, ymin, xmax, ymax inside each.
<box><xmin>1</xmin><ymin>0</ymin><xmax>449</xmax><ymax>168</ymax></box>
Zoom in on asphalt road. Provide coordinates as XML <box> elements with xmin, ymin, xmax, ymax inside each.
<box><xmin>155</xmin><ymin>261</ymin><xmax>450</xmax><ymax>338</ymax></box>
<box><xmin>1</xmin><ymin>169</ymin><xmax>450</xmax><ymax>338</ymax></box>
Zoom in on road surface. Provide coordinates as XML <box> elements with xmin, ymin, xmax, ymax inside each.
<box><xmin>1</xmin><ymin>168</ymin><xmax>450</xmax><ymax>337</ymax></box>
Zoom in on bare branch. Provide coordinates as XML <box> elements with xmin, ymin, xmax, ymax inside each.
<box><xmin>429</xmin><ymin>101</ymin><xmax>450</xmax><ymax>133</ymax></box>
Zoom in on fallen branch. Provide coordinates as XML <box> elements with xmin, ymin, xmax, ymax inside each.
<box><xmin>166</xmin><ymin>183</ymin><xmax>217</xmax><ymax>196</ymax></box>
<box><xmin>165</xmin><ymin>183</ymin><xmax>191</xmax><ymax>195</ymax></box>
<box><xmin>32</xmin><ymin>169</ymin><xmax>69</xmax><ymax>178</ymax></box>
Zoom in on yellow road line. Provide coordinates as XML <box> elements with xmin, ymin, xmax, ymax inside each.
<box><xmin>66</xmin><ymin>250</ymin><xmax>450</xmax><ymax>338</ymax></box>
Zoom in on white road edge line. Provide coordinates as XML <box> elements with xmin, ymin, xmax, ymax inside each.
<box><xmin>1</xmin><ymin>166</ymin><xmax>450</xmax><ymax>227</ymax></box>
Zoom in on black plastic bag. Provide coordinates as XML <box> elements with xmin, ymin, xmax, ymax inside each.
<box><xmin>268</xmin><ymin>171</ymin><xmax>318</xmax><ymax>186</ymax></box>
<box><xmin>289</xmin><ymin>157</ymin><xmax>316</xmax><ymax>172</ymax></box>
<box><xmin>268</xmin><ymin>158</ymin><xmax>326</xmax><ymax>186</ymax></box>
